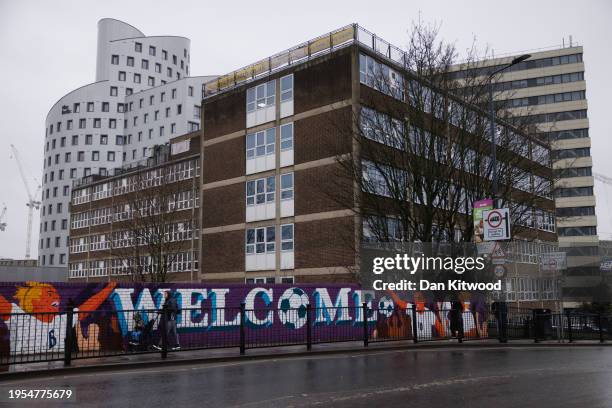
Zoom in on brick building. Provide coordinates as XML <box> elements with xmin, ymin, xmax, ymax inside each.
<box><xmin>199</xmin><ymin>24</ymin><xmax>557</xmax><ymax>286</ymax></box>
<box><xmin>68</xmin><ymin>131</ymin><xmax>200</xmax><ymax>282</ymax></box>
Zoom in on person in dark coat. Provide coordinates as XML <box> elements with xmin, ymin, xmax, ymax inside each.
<box><xmin>154</xmin><ymin>291</ymin><xmax>180</xmax><ymax>350</ymax></box>
<box><xmin>449</xmin><ymin>300</ymin><xmax>464</xmax><ymax>341</ymax></box>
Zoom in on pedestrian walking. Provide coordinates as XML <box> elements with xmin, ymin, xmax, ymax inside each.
<box><xmin>153</xmin><ymin>291</ymin><xmax>181</xmax><ymax>351</ymax></box>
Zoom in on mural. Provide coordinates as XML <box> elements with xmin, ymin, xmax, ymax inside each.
<box><xmin>0</xmin><ymin>282</ymin><xmax>490</xmax><ymax>359</ymax></box>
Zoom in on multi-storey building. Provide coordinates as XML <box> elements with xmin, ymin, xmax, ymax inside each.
<box><xmin>450</xmin><ymin>46</ymin><xmax>599</xmax><ymax>304</ymax></box>
<box><xmin>40</xmin><ymin>18</ymin><xmax>214</xmax><ymax>267</ymax></box>
<box><xmin>198</xmin><ymin>24</ymin><xmax>556</xmax><ymax>287</ymax></box>
<box><xmin>68</xmin><ymin>131</ymin><xmax>200</xmax><ymax>282</ymax></box>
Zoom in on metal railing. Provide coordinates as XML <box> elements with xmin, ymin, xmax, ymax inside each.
<box><xmin>0</xmin><ymin>305</ymin><xmax>608</xmax><ymax>367</ymax></box>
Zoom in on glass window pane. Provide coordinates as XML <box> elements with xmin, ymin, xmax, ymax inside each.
<box><xmin>256</xmin><ymin>228</ymin><xmax>265</xmax><ymax>243</ymax></box>
<box><xmin>246</xmin><ymin>134</ymin><xmax>255</xmax><ymax>148</ymax></box>
<box><xmin>256</xmin><ymin>179</ymin><xmax>265</xmax><ymax>193</ymax></box>
<box><xmin>267</xmin><ymin>176</ymin><xmax>275</xmax><ymax>191</ymax></box>
<box><xmin>266</xmin><ymin>128</ymin><xmax>275</xmax><ymax>144</ymax></box>
<box><xmin>256</xmin><ymin>132</ymin><xmax>264</xmax><ymax>145</ymax></box>
<box><xmin>266</xmin><ymin>226</ymin><xmax>275</xmax><ymax>242</ymax></box>
<box><xmin>246</xmin><ymin>229</ymin><xmax>255</xmax><ymax>244</ymax></box>
<box><xmin>247</xmin><ymin>88</ymin><xmax>255</xmax><ymax>103</ymax></box>
<box><xmin>281</xmin><ymin>173</ymin><xmax>293</xmax><ymax>188</ymax></box>
<box><xmin>282</xmin><ymin>224</ymin><xmax>293</xmax><ymax>240</ymax></box>
<box><xmin>246</xmin><ymin>181</ymin><xmax>255</xmax><ymax>195</ymax></box>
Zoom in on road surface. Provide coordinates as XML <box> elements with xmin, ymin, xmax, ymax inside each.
<box><xmin>2</xmin><ymin>346</ymin><xmax>611</xmax><ymax>407</ymax></box>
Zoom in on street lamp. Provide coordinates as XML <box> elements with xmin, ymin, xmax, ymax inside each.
<box><xmin>488</xmin><ymin>54</ymin><xmax>531</xmax><ymax>208</ymax></box>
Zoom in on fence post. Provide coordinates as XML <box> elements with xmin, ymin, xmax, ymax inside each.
<box><xmin>306</xmin><ymin>303</ymin><xmax>312</xmax><ymax>351</ymax></box>
<box><xmin>362</xmin><ymin>303</ymin><xmax>369</xmax><ymax>347</ymax></box>
<box><xmin>161</xmin><ymin>311</ymin><xmax>168</xmax><ymax>359</ymax></box>
<box><xmin>239</xmin><ymin>302</ymin><xmax>246</xmax><ymax>355</ymax></box>
<box><xmin>533</xmin><ymin>309</ymin><xmax>539</xmax><ymax>343</ymax></box>
<box><xmin>598</xmin><ymin>313</ymin><xmax>604</xmax><ymax>344</ymax></box>
<box><xmin>566</xmin><ymin>311</ymin><xmax>573</xmax><ymax>343</ymax></box>
<box><xmin>411</xmin><ymin>305</ymin><xmax>418</xmax><ymax>344</ymax></box>
<box><xmin>63</xmin><ymin>309</ymin><xmax>74</xmax><ymax>366</ymax></box>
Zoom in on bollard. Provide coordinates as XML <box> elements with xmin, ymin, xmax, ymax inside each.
<box><xmin>239</xmin><ymin>302</ymin><xmax>246</xmax><ymax>355</ymax></box>
<box><xmin>161</xmin><ymin>311</ymin><xmax>168</xmax><ymax>359</ymax></box>
<box><xmin>598</xmin><ymin>313</ymin><xmax>604</xmax><ymax>344</ymax></box>
<box><xmin>533</xmin><ymin>310</ymin><xmax>539</xmax><ymax>343</ymax></box>
<box><xmin>411</xmin><ymin>305</ymin><xmax>418</xmax><ymax>344</ymax></box>
<box><xmin>63</xmin><ymin>309</ymin><xmax>74</xmax><ymax>366</ymax></box>
<box><xmin>566</xmin><ymin>311</ymin><xmax>573</xmax><ymax>343</ymax></box>
<box><xmin>306</xmin><ymin>303</ymin><xmax>312</xmax><ymax>351</ymax></box>
<box><xmin>363</xmin><ymin>303</ymin><xmax>369</xmax><ymax>347</ymax></box>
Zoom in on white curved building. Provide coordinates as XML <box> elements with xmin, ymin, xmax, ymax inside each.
<box><xmin>40</xmin><ymin>19</ymin><xmax>215</xmax><ymax>267</ymax></box>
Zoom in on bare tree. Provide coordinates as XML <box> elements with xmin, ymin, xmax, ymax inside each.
<box><xmin>327</xmin><ymin>20</ymin><xmax>556</xmax><ymax>251</ymax></box>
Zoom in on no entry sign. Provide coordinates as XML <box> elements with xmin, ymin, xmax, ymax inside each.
<box><xmin>483</xmin><ymin>208</ymin><xmax>511</xmax><ymax>241</ymax></box>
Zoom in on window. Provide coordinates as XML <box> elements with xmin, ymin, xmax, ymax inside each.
<box><xmin>555</xmin><ymin>186</ymin><xmax>594</xmax><ymax>197</ymax></box>
<box><xmin>100</xmin><ymin>134</ymin><xmax>108</xmax><ymax>145</ymax></box>
<box><xmin>148</xmin><ymin>77</ymin><xmax>155</xmax><ymax>86</ymax></box>
<box><xmin>118</xmin><ymin>71</ymin><xmax>126</xmax><ymax>81</ymax></box>
<box><xmin>142</xmin><ymin>59</ymin><xmax>149</xmax><ymax>69</ymax></box>
<box><xmin>86</xmin><ymin>102</ymin><xmax>94</xmax><ymax>112</ymax></box>
<box><xmin>155</xmin><ymin>63</ymin><xmax>161</xmax><ymax>73</ymax></box>
<box><xmin>110</xmin><ymin>86</ymin><xmax>118</xmax><ymax>96</ymax></box>
<box><xmin>246</xmin><ymin>176</ymin><xmax>275</xmax><ymax>205</ymax></box>
<box><xmin>558</xmin><ymin>226</ymin><xmax>597</xmax><ymax>237</ymax></box>
<box><xmin>552</xmin><ymin>147</ymin><xmax>590</xmax><ymax>160</ymax></box>
<box><xmin>85</xmin><ymin>134</ymin><xmax>93</xmax><ymax>145</ymax></box>
<box><xmin>556</xmin><ymin>206</ymin><xmax>595</xmax><ymax>217</ymax></box>
<box><xmin>107</xmin><ymin>151</ymin><xmax>115</xmax><ymax>161</ymax></box>
<box><xmin>83</xmin><ymin>167</ymin><xmax>91</xmax><ymax>176</ymax></box>
<box><xmin>359</xmin><ymin>53</ymin><xmax>404</xmax><ymax>100</ymax></box>
<box><xmin>159</xmin><ymin>126</ymin><xmax>164</xmax><ymax>137</ymax></box>
<box><xmin>102</xmin><ymin>102</ymin><xmax>109</xmax><ymax>112</ymax></box>
<box><xmin>116</xmin><ymin>135</ymin><xmax>124</xmax><ymax>145</ymax></box>
<box><xmin>126</xmin><ymin>88</ymin><xmax>133</xmax><ymax>95</ymax></box>
<box><xmin>188</xmin><ymin>86</ymin><xmax>193</xmax><ymax>96</ymax></box>
<box><xmin>246</xmin><ymin>226</ymin><xmax>275</xmax><ymax>254</ymax></box>
<box><xmin>165</xmin><ymin>107</ymin><xmax>170</xmax><ymax>118</ymax></box>
<box><xmin>92</xmin><ymin>151</ymin><xmax>99</xmax><ymax>161</ymax></box>
<box><xmin>79</xmin><ymin>118</ymin><xmax>86</xmax><ymax>129</ymax></box>
<box><xmin>246</xmin><ymin>128</ymin><xmax>275</xmax><ymax>159</ymax></box>
<box><xmin>135</xmin><ymin>42</ymin><xmax>142</xmax><ymax>52</ymax></box>
<box><xmin>281</xmin><ymin>173</ymin><xmax>293</xmax><ymax>199</ymax></box>
<box><xmin>555</xmin><ymin>167</ymin><xmax>592</xmax><ymax>178</ymax></box>
<box><xmin>162</xmin><ymin>50</ymin><xmax>168</xmax><ymax>60</ymax></box>
<box><xmin>167</xmin><ymin>67</ymin><xmax>172</xmax><ymax>77</ymax></box>
<box><xmin>193</xmin><ymin>105</ymin><xmax>200</xmax><ymax>119</ymax></box>
<box><xmin>93</xmin><ymin>118</ymin><xmax>101</xmax><ymax>128</ymax></box>
<box><xmin>161</xmin><ymin>91</ymin><xmax>166</xmax><ymax>102</ymax></box>
<box><xmin>149</xmin><ymin>45</ymin><xmax>156</xmax><ymax>56</ymax></box>
<box><xmin>155</xmin><ymin>110</ymin><xmax>159</xmax><ymax>120</ymax></box>
<box><xmin>172</xmin><ymin>88</ymin><xmax>177</xmax><ymax>99</ymax></box>
<box><xmin>127</xmin><ymin>56</ymin><xmax>134</xmax><ymax>67</ymax></box>
<box><xmin>280</xmin><ymin>123</ymin><xmax>293</xmax><ymax>150</ymax></box>
<box><xmin>281</xmin><ymin>224</ymin><xmax>294</xmax><ymax>250</ymax></box>
<box><xmin>109</xmin><ymin>118</ymin><xmax>116</xmax><ymax>128</ymax></box>
<box><xmin>67</xmin><ymin>120</ymin><xmax>72</xmax><ymax>130</ymax></box>
<box><xmin>280</xmin><ymin>74</ymin><xmax>293</xmax><ymax>101</ymax></box>
<box><xmin>73</xmin><ymin>103</ymin><xmax>80</xmax><ymax>113</ymax></box>
<box><xmin>60</xmin><ymin>137</ymin><xmax>66</xmax><ymax>147</ymax></box>
<box><xmin>77</xmin><ymin>151</ymin><xmax>84</xmax><ymax>161</ymax></box>
<box><xmin>111</xmin><ymin>54</ymin><xmax>119</xmax><ymax>65</ymax></box>
<box><xmin>246</xmin><ymin>80</ymin><xmax>275</xmax><ymax>112</ymax></box>
<box><xmin>149</xmin><ymin>95</ymin><xmax>155</xmax><ymax>105</ymax></box>
<box><xmin>177</xmin><ymin>104</ymin><xmax>182</xmax><ymax>114</ymax></box>
<box><xmin>171</xmin><ymin>123</ymin><xmax>176</xmax><ymax>134</ymax></box>
<box><xmin>70</xmin><ymin>168</ymin><xmax>76</xmax><ymax>178</ymax></box>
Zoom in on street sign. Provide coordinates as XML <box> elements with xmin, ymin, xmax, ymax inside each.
<box><xmin>473</xmin><ymin>199</ymin><xmax>493</xmax><ymax>243</ymax></box>
<box><xmin>540</xmin><ymin>252</ymin><xmax>567</xmax><ymax>272</ymax></box>
<box><xmin>494</xmin><ymin>264</ymin><xmax>506</xmax><ymax>278</ymax></box>
<box><xmin>483</xmin><ymin>208</ymin><xmax>511</xmax><ymax>241</ymax></box>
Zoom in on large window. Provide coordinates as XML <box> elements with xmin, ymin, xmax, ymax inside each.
<box><xmin>280</xmin><ymin>173</ymin><xmax>293</xmax><ymax>200</ymax></box>
<box><xmin>555</xmin><ymin>186</ymin><xmax>594</xmax><ymax>198</ymax></box>
<box><xmin>246</xmin><ymin>176</ymin><xmax>275</xmax><ymax>205</ymax></box>
<box><xmin>246</xmin><ymin>226</ymin><xmax>275</xmax><ymax>254</ymax></box>
<box><xmin>280</xmin><ymin>123</ymin><xmax>293</xmax><ymax>151</ymax></box>
<box><xmin>281</xmin><ymin>224</ymin><xmax>294</xmax><ymax>250</ymax></box>
<box><xmin>558</xmin><ymin>226</ymin><xmax>597</xmax><ymax>237</ymax></box>
<box><xmin>280</xmin><ymin>74</ymin><xmax>293</xmax><ymax>102</ymax></box>
<box><xmin>552</xmin><ymin>147</ymin><xmax>590</xmax><ymax>160</ymax></box>
<box><xmin>556</xmin><ymin>206</ymin><xmax>595</xmax><ymax>217</ymax></box>
<box><xmin>246</xmin><ymin>128</ymin><xmax>275</xmax><ymax>159</ymax></box>
<box><xmin>246</xmin><ymin>80</ymin><xmax>275</xmax><ymax>113</ymax></box>
<box><xmin>359</xmin><ymin>53</ymin><xmax>404</xmax><ymax>100</ymax></box>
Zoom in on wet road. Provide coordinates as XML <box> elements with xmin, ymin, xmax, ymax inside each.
<box><xmin>2</xmin><ymin>346</ymin><xmax>611</xmax><ymax>407</ymax></box>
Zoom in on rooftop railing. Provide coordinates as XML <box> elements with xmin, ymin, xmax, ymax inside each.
<box><xmin>202</xmin><ymin>24</ymin><xmax>411</xmax><ymax>98</ymax></box>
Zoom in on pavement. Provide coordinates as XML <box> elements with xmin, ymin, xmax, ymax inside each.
<box><xmin>0</xmin><ymin>344</ymin><xmax>610</xmax><ymax>407</ymax></box>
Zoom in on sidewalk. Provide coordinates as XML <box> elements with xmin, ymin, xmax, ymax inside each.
<box><xmin>2</xmin><ymin>339</ymin><xmax>608</xmax><ymax>379</ymax></box>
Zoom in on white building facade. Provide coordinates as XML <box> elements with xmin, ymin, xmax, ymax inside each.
<box><xmin>40</xmin><ymin>19</ymin><xmax>214</xmax><ymax>267</ymax></box>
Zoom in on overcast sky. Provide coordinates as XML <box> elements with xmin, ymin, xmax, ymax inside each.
<box><xmin>0</xmin><ymin>0</ymin><xmax>611</xmax><ymax>260</ymax></box>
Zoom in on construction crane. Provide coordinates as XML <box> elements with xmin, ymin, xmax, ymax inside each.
<box><xmin>10</xmin><ymin>144</ymin><xmax>41</xmax><ymax>259</ymax></box>
<box><xmin>0</xmin><ymin>204</ymin><xmax>6</xmax><ymax>231</ymax></box>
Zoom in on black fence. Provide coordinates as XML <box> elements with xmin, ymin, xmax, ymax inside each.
<box><xmin>0</xmin><ymin>304</ymin><xmax>609</xmax><ymax>367</ymax></box>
